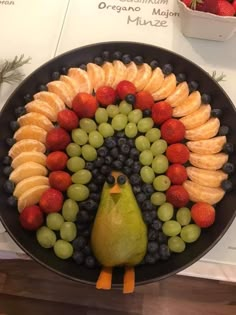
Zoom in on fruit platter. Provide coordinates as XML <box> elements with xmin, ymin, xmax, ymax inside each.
<box><xmin>0</xmin><ymin>42</ymin><xmax>236</xmax><ymax>293</ymax></box>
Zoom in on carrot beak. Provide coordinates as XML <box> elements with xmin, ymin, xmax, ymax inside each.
<box><xmin>109</xmin><ymin>183</ymin><xmax>121</xmax><ymax>194</ymax></box>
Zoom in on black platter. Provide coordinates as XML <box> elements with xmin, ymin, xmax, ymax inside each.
<box><xmin>0</xmin><ymin>42</ymin><xmax>236</xmax><ymax>287</ymax></box>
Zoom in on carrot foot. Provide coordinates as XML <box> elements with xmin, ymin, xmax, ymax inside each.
<box><xmin>123</xmin><ymin>266</ymin><xmax>135</xmax><ymax>294</ymax></box>
<box><xmin>96</xmin><ymin>267</ymin><xmax>113</xmax><ymax>290</ymax></box>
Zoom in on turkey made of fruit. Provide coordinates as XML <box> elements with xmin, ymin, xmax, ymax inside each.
<box><xmin>3</xmin><ymin>51</ymin><xmax>234</xmax><ymax>293</ymax></box>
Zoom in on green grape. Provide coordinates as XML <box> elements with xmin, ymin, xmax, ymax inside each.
<box><xmin>98</xmin><ymin>123</ymin><xmax>114</xmax><ymax>138</ymax></box>
<box><xmin>66</xmin><ymin>143</ymin><xmax>81</xmax><ymax>157</ymax></box>
<box><xmin>106</xmin><ymin>104</ymin><xmax>119</xmax><ymax>118</ymax></box>
<box><xmin>60</xmin><ymin>222</ymin><xmax>77</xmax><ymax>242</ymax></box>
<box><xmin>157</xmin><ymin>202</ymin><xmax>174</xmax><ymax>222</ymax></box>
<box><xmin>146</xmin><ymin>128</ymin><xmax>161</xmax><ymax>143</ymax></box>
<box><xmin>36</xmin><ymin>226</ymin><xmax>56</xmax><ymax>248</ymax></box>
<box><xmin>135</xmin><ymin>136</ymin><xmax>150</xmax><ymax>151</ymax></box>
<box><xmin>71</xmin><ymin>128</ymin><xmax>88</xmax><ymax>146</ymax></box>
<box><xmin>53</xmin><ymin>240</ymin><xmax>73</xmax><ymax>259</ymax></box>
<box><xmin>46</xmin><ymin>213</ymin><xmax>64</xmax><ymax>231</ymax></box>
<box><xmin>67</xmin><ymin>184</ymin><xmax>89</xmax><ymax>201</ymax></box>
<box><xmin>176</xmin><ymin>207</ymin><xmax>191</xmax><ymax>226</ymax></box>
<box><xmin>95</xmin><ymin>107</ymin><xmax>108</xmax><ymax>124</ymax></box>
<box><xmin>153</xmin><ymin>175</ymin><xmax>171</xmax><ymax>191</ymax></box>
<box><xmin>168</xmin><ymin>236</ymin><xmax>186</xmax><ymax>253</ymax></box>
<box><xmin>81</xmin><ymin>144</ymin><xmax>97</xmax><ymax>161</ymax></box>
<box><xmin>125</xmin><ymin>122</ymin><xmax>138</xmax><ymax>138</ymax></box>
<box><xmin>71</xmin><ymin>169</ymin><xmax>92</xmax><ymax>184</ymax></box>
<box><xmin>88</xmin><ymin>130</ymin><xmax>104</xmax><ymax>148</ymax></box>
<box><xmin>152</xmin><ymin>155</ymin><xmax>169</xmax><ymax>174</ymax></box>
<box><xmin>139</xmin><ymin>150</ymin><xmax>153</xmax><ymax>166</ymax></box>
<box><xmin>128</xmin><ymin>109</ymin><xmax>143</xmax><ymax>123</ymax></box>
<box><xmin>140</xmin><ymin>166</ymin><xmax>155</xmax><ymax>184</ymax></box>
<box><xmin>151</xmin><ymin>139</ymin><xmax>168</xmax><ymax>156</ymax></box>
<box><xmin>162</xmin><ymin>220</ymin><xmax>181</xmax><ymax>237</ymax></box>
<box><xmin>62</xmin><ymin>199</ymin><xmax>79</xmax><ymax>222</ymax></box>
<box><xmin>111</xmin><ymin>113</ymin><xmax>128</xmax><ymax>131</ymax></box>
<box><xmin>137</xmin><ymin>117</ymin><xmax>154</xmax><ymax>133</ymax></box>
<box><xmin>151</xmin><ymin>192</ymin><xmax>166</xmax><ymax>206</ymax></box>
<box><xmin>180</xmin><ymin>224</ymin><xmax>201</xmax><ymax>243</ymax></box>
<box><xmin>119</xmin><ymin>100</ymin><xmax>132</xmax><ymax>115</ymax></box>
<box><xmin>67</xmin><ymin>156</ymin><xmax>85</xmax><ymax>172</ymax></box>
<box><xmin>79</xmin><ymin>118</ymin><xmax>97</xmax><ymax>133</ymax></box>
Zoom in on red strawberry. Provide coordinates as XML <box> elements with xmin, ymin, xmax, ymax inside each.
<box><xmin>191</xmin><ymin>202</ymin><xmax>215</xmax><ymax>228</ymax></box>
<box><xmin>166</xmin><ymin>185</ymin><xmax>189</xmax><ymax>208</ymax></box>
<box><xmin>57</xmin><ymin>109</ymin><xmax>79</xmax><ymax>131</ymax></box>
<box><xmin>96</xmin><ymin>86</ymin><xmax>117</xmax><ymax>106</ymax></box>
<box><xmin>49</xmin><ymin>171</ymin><xmax>72</xmax><ymax>192</ymax></box>
<box><xmin>161</xmin><ymin>119</ymin><xmax>185</xmax><ymax>144</ymax></box>
<box><xmin>166</xmin><ymin>164</ymin><xmax>188</xmax><ymax>185</ymax></box>
<box><xmin>191</xmin><ymin>0</ymin><xmax>217</xmax><ymax>13</ymax></box>
<box><xmin>233</xmin><ymin>0</ymin><xmax>236</xmax><ymax>11</ymax></box>
<box><xmin>216</xmin><ymin>0</ymin><xmax>235</xmax><ymax>16</ymax></box>
<box><xmin>46</xmin><ymin>151</ymin><xmax>68</xmax><ymax>171</ymax></box>
<box><xmin>134</xmin><ymin>91</ymin><xmax>155</xmax><ymax>111</ymax></box>
<box><xmin>19</xmin><ymin>205</ymin><xmax>44</xmax><ymax>231</ymax></box>
<box><xmin>166</xmin><ymin>143</ymin><xmax>190</xmax><ymax>164</ymax></box>
<box><xmin>152</xmin><ymin>101</ymin><xmax>172</xmax><ymax>125</ymax></box>
<box><xmin>39</xmin><ymin>188</ymin><xmax>64</xmax><ymax>213</ymax></box>
<box><xmin>182</xmin><ymin>0</ymin><xmax>192</xmax><ymax>7</ymax></box>
<box><xmin>46</xmin><ymin>127</ymin><xmax>71</xmax><ymax>151</ymax></box>
<box><xmin>116</xmin><ymin>80</ymin><xmax>136</xmax><ymax>100</ymax></box>
<box><xmin>72</xmin><ymin>92</ymin><xmax>98</xmax><ymax>118</ymax></box>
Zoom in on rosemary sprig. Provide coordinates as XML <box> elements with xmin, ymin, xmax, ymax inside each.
<box><xmin>211</xmin><ymin>70</ymin><xmax>227</xmax><ymax>83</ymax></box>
<box><xmin>0</xmin><ymin>54</ymin><xmax>31</xmax><ymax>86</ymax></box>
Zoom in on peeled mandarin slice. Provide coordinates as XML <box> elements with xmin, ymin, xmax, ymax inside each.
<box><xmin>60</xmin><ymin>75</ymin><xmax>78</xmax><ymax>95</ymax></box>
<box><xmin>9</xmin><ymin>161</ymin><xmax>48</xmax><ymax>184</ymax></box>
<box><xmin>18</xmin><ymin>185</ymin><xmax>50</xmax><ymax>212</ymax></box>
<box><xmin>185</xmin><ymin>117</ymin><xmax>220</xmax><ymax>141</ymax></box>
<box><xmin>9</xmin><ymin>139</ymin><xmax>46</xmax><ymax>159</ymax></box>
<box><xmin>179</xmin><ymin>105</ymin><xmax>211</xmax><ymax>130</ymax></box>
<box><xmin>102</xmin><ymin>62</ymin><xmax>115</xmax><ymax>86</ymax></box>
<box><xmin>17</xmin><ymin>112</ymin><xmax>54</xmax><ymax>132</ymax></box>
<box><xmin>11</xmin><ymin>151</ymin><xmax>47</xmax><ymax>169</ymax></box>
<box><xmin>166</xmin><ymin>82</ymin><xmax>189</xmax><ymax>107</ymax></box>
<box><xmin>13</xmin><ymin>175</ymin><xmax>49</xmax><ymax>198</ymax></box>
<box><xmin>186</xmin><ymin>136</ymin><xmax>226</xmax><ymax>155</ymax></box>
<box><xmin>152</xmin><ymin>73</ymin><xmax>177</xmax><ymax>101</ymax></box>
<box><xmin>143</xmin><ymin>67</ymin><xmax>164</xmax><ymax>94</ymax></box>
<box><xmin>189</xmin><ymin>152</ymin><xmax>228</xmax><ymax>171</ymax></box>
<box><xmin>13</xmin><ymin>125</ymin><xmax>47</xmax><ymax>143</ymax></box>
<box><xmin>133</xmin><ymin>63</ymin><xmax>152</xmax><ymax>92</ymax></box>
<box><xmin>25</xmin><ymin>100</ymin><xmax>57</xmax><ymax>122</ymax></box>
<box><xmin>87</xmin><ymin>63</ymin><xmax>105</xmax><ymax>91</ymax></box>
<box><xmin>34</xmin><ymin>91</ymin><xmax>65</xmax><ymax>112</ymax></box>
<box><xmin>112</xmin><ymin>60</ymin><xmax>127</xmax><ymax>88</ymax></box>
<box><xmin>47</xmin><ymin>81</ymin><xmax>74</xmax><ymax>108</ymax></box>
<box><xmin>125</xmin><ymin>61</ymin><xmax>138</xmax><ymax>84</ymax></box>
<box><xmin>172</xmin><ymin>91</ymin><xmax>201</xmax><ymax>118</ymax></box>
<box><xmin>68</xmin><ymin>68</ymin><xmax>92</xmax><ymax>94</ymax></box>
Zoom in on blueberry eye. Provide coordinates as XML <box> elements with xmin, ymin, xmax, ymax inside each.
<box><xmin>107</xmin><ymin>175</ymin><xmax>115</xmax><ymax>186</ymax></box>
<box><xmin>117</xmin><ymin>175</ymin><xmax>126</xmax><ymax>185</ymax></box>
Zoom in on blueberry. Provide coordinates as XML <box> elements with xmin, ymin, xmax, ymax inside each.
<box><xmin>130</xmin><ymin>174</ymin><xmax>141</xmax><ymax>185</ymax></box>
<box><xmin>218</xmin><ymin>125</ymin><xmax>229</xmax><ymax>136</ymax></box>
<box><xmin>100</xmin><ymin>165</ymin><xmax>111</xmax><ymax>175</ymax></box>
<box><xmin>159</xmin><ymin>244</ymin><xmax>170</xmax><ymax>260</ymax></box>
<box><xmin>94</xmin><ymin>56</ymin><xmax>103</xmax><ymax>66</ymax></box>
<box><xmin>222</xmin><ymin>162</ymin><xmax>235</xmax><ymax>174</ymax></box>
<box><xmin>133</xmin><ymin>55</ymin><xmax>144</xmax><ymax>65</ymax></box>
<box><xmin>97</xmin><ymin>146</ymin><xmax>108</xmax><ymax>157</ymax></box>
<box><xmin>110</xmin><ymin>147</ymin><xmax>119</xmax><ymax>158</ymax></box>
<box><xmin>23</xmin><ymin>93</ymin><xmax>32</xmax><ymax>103</ymax></box>
<box><xmin>2</xmin><ymin>156</ymin><xmax>12</xmax><ymax>165</ymax></box>
<box><xmin>211</xmin><ymin>108</ymin><xmax>222</xmax><ymax>118</ymax></box>
<box><xmin>142</xmin><ymin>184</ymin><xmax>154</xmax><ymax>197</ymax></box>
<box><xmin>201</xmin><ymin>93</ymin><xmax>211</xmax><ymax>104</ymax></box>
<box><xmin>91</xmin><ymin>168</ymin><xmax>99</xmax><ymax>178</ymax></box>
<box><xmin>87</xmin><ymin>182</ymin><xmax>99</xmax><ymax>193</ymax></box>
<box><xmin>143</xmin><ymin>109</ymin><xmax>152</xmax><ymax>117</ymax></box>
<box><xmin>112</xmin><ymin>51</ymin><xmax>122</xmax><ymax>60</ymax></box>
<box><xmin>188</xmin><ymin>80</ymin><xmax>199</xmax><ymax>92</ymax></box>
<box><xmin>151</xmin><ymin>219</ymin><xmax>162</xmax><ymax>231</ymax></box>
<box><xmin>150</xmin><ymin>210</ymin><xmax>157</xmax><ymax>221</ymax></box>
<box><xmin>90</xmin><ymin>193</ymin><xmax>100</xmax><ymax>202</ymax></box>
<box><xmin>10</xmin><ymin>121</ymin><xmax>19</xmax><ymax>131</ymax></box>
<box><xmin>123</xmin><ymin>166</ymin><xmax>132</xmax><ymax>176</ymax></box>
<box><xmin>61</xmin><ymin>66</ymin><xmax>68</xmax><ymax>75</ymax></box>
<box><xmin>136</xmin><ymin>193</ymin><xmax>146</xmax><ymax>204</ymax></box>
<box><xmin>73</xmin><ymin>236</ymin><xmax>87</xmax><ymax>250</ymax></box>
<box><xmin>132</xmin><ymin>185</ymin><xmax>142</xmax><ymax>195</ymax></box>
<box><xmin>130</xmin><ymin>148</ymin><xmax>139</xmax><ymax>160</ymax></box>
<box><xmin>81</xmin><ymin>229</ymin><xmax>91</xmax><ymax>238</ymax></box>
<box><xmin>142</xmin><ymin>211</ymin><xmax>152</xmax><ymax>224</ymax></box>
<box><xmin>145</xmin><ymin>254</ymin><xmax>156</xmax><ymax>264</ymax></box>
<box><xmin>85</xmin><ymin>162</ymin><xmax>94</xmax><ymax>171</ymax></box>
<box><xmin>125</xmin><ymin>158</ymin><xmax>134</xmax><ymax>167</ymax></box>
<box><xmin>84</xmin><ymin>199</ymin><xmax>98</xmax><ymax>212</ymax></box>
<box><xmin>77</xmin><ymin>210</ymin><xmax>90</xmax><ymax>223</ymax></box>
<box><xmin>7</xmin><ymin>196</ymin><xmax>17</xmax><ymax>207</ymax></box>
<box><xmin>96</xmin><ymin>174</ymin><xmax>106</xmax><ymax>185</ymax></box>
<box><xmin>127</xmin><ymin>138</ymin><xmax>135</xmax><ymax>148</ymax></box>
<box><xmin>142</xmin><ymin>200</ymin><xmax>154</xmax><ymax>211</ymax></box>
<box><xmin>3</xmin><ymin>166</ymin><xmax>13</xmax><ymax>176</ymax></box>
<box><xmin>15</xmin><ymin>106</ymin><xmax>26</xmax><ymax>117</ymax></box>
<box><xmin>73</xmin><ymin>251</ymin><xmax>85</xmax><ymax>265</ymax></box>
<box><xmin>176</xmin><ymin>73</ymin><xmax>186</xmax><ymax>83</ymax></box>
<box><xmin>104</xmin><ymin>155</ymin><xmax>113</xmax><ymax>165</ymax></box>
<box><xmin>76</xmin><ymin>222</ymin><xmax>89</xmax><ymax>231</ymax></box>
<box><xmin>6</xmin><ymin>138</ymin><xmax>16</xmax><ymax>147</ymax></box>
<box><xmin>104</xmin><ymin>137</ymin><xmax>117</xmax><ymax>149</ymax></box>
<box><xmin>148</xmin><ymin>241</ymin><xmax>159</xmax><ymax>254</ymax></box>
<box><xmin>107</xmin><ymin>175</ymin><xmax>115</xmax><ymax>185</ymax></box>
<box><xmin>122</xmin><ymin>54</ymin><xmax>132</xmax><ymax>64</ymax></box>
<box><xmin>150</xmin><ymin>60</ymin><xmax>159</xmax><ymax>70</ymax></box>
<box><xmin>94</xmin><ymin>157</ymin><xmax>105</xmax><ymax>168</ymax></box>
<box><xmin>83</xmin><ymin>244</ymin><xmax>92</xmax><ymax>256</ymax></box>
<box><xmin>112</xmin><ymin>160</ymin><xmax>123</xmax><ymax>170</ymax></box>
<box><xmin>132</xmin><ymin>161</ymin><xmax>141</xmax><ymax>174</ymax></box>
<box><xmin>38</xmin><ymin>84</ymin><xmax>48</xmax><ymax>91</ymax></box>
<box><xmin>162</xmin><ymin>63</ymin><xmax>173</xmax><ymax>75</ymax></box>
<box><xmin>221</xmin><ymin>179</ymin><xmax>233</xmax><ymax>192</ymax></box>
<box><xmin>3</xmin><ymin>180</ymin><xmax>15</xmax><ymax>194</ymax></box>
<box><xmin>116</xmin><ymin>131</ymin><xmax>125</xmax><ymax>138</ymax></box>
<box><xmin>117</xmin><ymin>154</ymin><xmax>126</xmax><ymax>163</ymax></box>
<box><xmin>223</xmin><ymin>143</ymin><xmax>234</xmax><ymax>154</ymax></box>
<box><xmin>117</xmin><ymin>138</ymin><xmax>126</xmax><ymax>147</ymax></box>
<box><xmin>117</xmin><ymin>175</ymin><xmax>126</xmax><ymax>185</ymax></box>
<box><xmin>51</xmin><ymin>71</ymin><xmax>60</xmax><ymax>80</ymax></box>
<box><xmin>85</xmin><ymin>256</ymin><xmax>96</xmax><ymax>268</ymax></box>
<box><xmin>102</xmin><ymin>50</ymin><xmax>110</xmax><ymax>61</ymax></box>
<box><xmin>157</xmin><ymin>232</ymin><xmax>167</xmax><ymax>244</ymax></box>
<box><xmin>120</xmin><ymin>144</ymin><xmax>130</xmax><ymax>155</ymax></box>
<box><xmin>125</xmin><ymin>94</ymin><xmax>136</xmax><ymax>105</ymax></box>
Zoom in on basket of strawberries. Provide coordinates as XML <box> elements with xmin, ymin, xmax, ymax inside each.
<box><xmin>177</xmin><ymin>0</ymin><xmax>236</xmax><ymax>41</ymax></box>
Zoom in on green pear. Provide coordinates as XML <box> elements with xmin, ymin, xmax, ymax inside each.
<box><xmin>91</xmin><ymin>175</ymin><xmax>147</xmax><ymax>267</ymax></box>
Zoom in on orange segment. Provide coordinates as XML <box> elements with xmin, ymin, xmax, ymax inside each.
<box><xmin>25</xmin><ymin>100</ymin><xmax>57</xmax><ymax>122</ymax></box>
<box><xmin>59</xmin><ymin>75</ymin><xmax>78</xmax><ymax>95</ymax></box>
<box><xmin>143</xmin><ymin>67</ymin><xmax>164</xmax><ymax>94</ymax></box>
<box><xmin>112</xmin><ymin>60</ymin><xmax>127</xmax><ymax>88</ymax></box>
<box><xmin>126</xmin><ymin>61</ymin><xmax>138</xmax><ymax>84</ymax></box>
<box><xmin>13</xmin><ymin>125</ymin><xmax>47</xmax><ymax>143</ymax></box>
<box><xmin>9</xmin><ymin>139</ymin><xmax>46</xmax><ymax>159</ymax></box>
<box><xmin>166</xmin><ymin>82</ymin><xmax>189</xmax><ymax>107</ymax></box>
<box><xmin>34</xmin><ymin>91</ymin><xmax>65</xmax><ymax>112</ymax></box>
<box><xmin>152</xmin><ymin>73</ymin><xmax>177</xmax><ymax>101</ymax></box>
<box><xmin>13</xmin><ymin>175</ymin><xmax>49</xmax><ymax>198</ymax></box>
<box><xmin>17</xmin><ymin>112</ymin><xmax>54</xmax><ymax>132</ymax></box>
<box><xmin>102</xmin><ymin>62</ymin><xmax>115</xmax><ymax>87</ymax></box>
<box><xmin>11</xmin><ymin>152</ymin><xmax>47</xmax><ymax>169</ymax></box>
<box><xmin>68</xmin><ymin>68</ymin><xmax>92</xmax><ymax>94</ymax></box>
<box><xmin>172</xmin><ymin>91</ymin><xmax>201</xmax><ymax>118</ymax></box>
<box><xmin>47</xmin><ymin>81</ymin><xmax>74</xmax><ymax>108</ymax></box>
<box><xmin>87</xmin><ymin>63</ymin><xmax>105</xmax><ymax>91</ymax></box>
<box><xmin>18</xmin><ymin>185</ymin><xmax>50</xmax><ymax>212</ymax></box>
<box><xmin>9</xmin><ymin>161</ymin><xmax>48</xmax><ymax>184</ymax></box>
<box><xmin>133</xmin><ymin>63</ymin><xmax>152</xmax><ymax>91</ymax></box>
